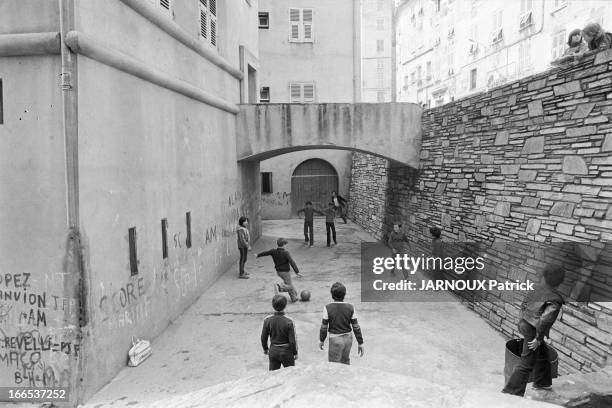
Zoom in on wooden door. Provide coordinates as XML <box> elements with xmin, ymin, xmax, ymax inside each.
<box><xmin>291</xmin><ymin>159</ymin><xmax>339</xmax><ymax>215</ymax></box>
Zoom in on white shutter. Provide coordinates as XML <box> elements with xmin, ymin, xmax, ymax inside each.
<box><xmin>159</xmin><ymin>0</ymin><xmax>171</xmax><ymax>14</ymax></box>
<box><xmin>200</xmin><ymin>8</ymin><xmax>208</xmax><ymax>39</ymax></box>
<box><xmin>209</xmin><ymin>0</ymin><xmax>217</xmax><ymax>46</ymax></box>
<box><xmin>303</xmin><ymin>83</ymin><xmax>315</xmax><ymax>102</ymax></box>
<box><xmin>290</xmin><ymin>8</ymin><xmax>301</xmax><ymax>41</ymax></box>
<box><xmin>302</xmin><ymin>9</ymin><xmax>313</xmax><ymax>42</ymax></box>
<box><xmin>289</xmin><ymin>83</ymin><xmax>302</xmax><ymax>102</ymax></box>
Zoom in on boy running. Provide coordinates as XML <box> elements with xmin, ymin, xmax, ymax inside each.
<box><xmin>257</xmin><ymin>238</ymin><xmax>303</xmax><ymax>302</ymax></box>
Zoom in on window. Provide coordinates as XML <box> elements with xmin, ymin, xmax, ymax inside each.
<box><xmin>161</xmin><ymin>218</ymin><xmax>169</xmax><ymax>259</ymax></box>
<box><xmin>520</xmin><ymin>0</ymin><xmax>533</xmax><ymax>30</ymax></box>
<box><xmin>259</xmin><ymin>12</ymin><xmax>269</xmax><ymax>29</ymax></box>
<box><xmin>186</xmin><ymin>212</ymin><xmax>192</xmax><ymax>248</ymax></box>
<box><xmin>148</xmin><ymin>0</ymin><xmax>172</xmax><ymax>16</ymax></box>
<box><xmin>470</xmin><ymin>68</ymin><xmax>477</xmax><ymax>90</ymax></box>
<box><xmin>377</xmin><ymin>19</ymin><xmax>384</xmax><ymax>30</ymax></box>
<box><xmin>551</xmin><ymin>30</ymin><xmax>566</xmax><ymax>60</ymax></box>
<box><xmin>377</xmin><ymin>39</ymin><xmax>384</xmax><ymax>53</ymax></box>
<box><xmin>261</xmin><ymin>172</ymin><xmax>273</xmax><ymax>193</ymax></box>
<box><xmin>426</xmin><ymin>61</ymin><xmax>432</xmax><ymax>80</ymax></box>
<box><xmin>519</xmin><ymin>40</ymin><xmax>532</xmax><ymax>72</ymax></box>
<box><xmin>469</xmin><ymin>25</ymin><xmax>478</xmax><ymax>54</ymax></box>
<box><xmin>128</xmin><ymin>227</ymin><xmax>138</xmax><ymax>275</ymax></box>
<box><xmin>377</xmin><ymin>0</ymin><xmax>384</xmax><ymax>11</ymax></box>
<box><xmin>411</xmin><ymin>72</ymin><xmax>416</xmax><ymax>83</ymax></box>
<box><xmin>377</xmin><ymin>91</ymin><xmax>385</xmax><ymax>102</ymax></box>
<box><xmin>492</xmin><ymin>10</ymin><xmax>503</xmax><ymax>43</ymax></box>
<box><xmin>199</xmin><ymin>0</ymin><xmax>217</xmax><ymax>48</ymax></box>
<box><xmin>403</xmin><ymin>75</ymin><xmax>409</xmax><ymax>88</ymax></box>
<box><xmin>417</xmin><ymin>65</ymin><xmax>422</xmax><ymax>80</ymax></box>
<box><xmin>289</xmin><ymin>8</ymin><xmax>313</xmax><ymax>42</ymax></box>
<box><xmin>289</xmin><ymin>82</ymin><xmax>315</xmax><ymax>103</ymax></box>
<box><xmin>260</xmin><ymin>86</ymin><xmax>270</xmax><ymax>103</ymax></box>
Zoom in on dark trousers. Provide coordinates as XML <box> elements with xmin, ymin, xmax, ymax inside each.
<box><xmin>503</xmin><ymin>320</ymin><xmax>552</xmax><ymax>396</ymax></box>
<box><xmin>304</xmin><ymin>221</ymin><xmax>314</xmax><ymax>245</ymax></box>
<box><xmin>328</xmin><ymin>333</ymin><xmax>352</xmax><ymax>364</ymax></box>
<box><xmin>268</xmin><ymin>345</ymin><xmax>295</xmax><ymax>370</ymax></box>
<box><xmin>238</xmin><ymin>248</ymin><xmax>248</xmax><ymax>276</ymax></box>
<box><xmin>326</xmin><ymin>222</ymin><xmax>337</xmax><ymax>246</ymax></box>
<box><xmin>334</xmin><ymin>205</ymin><xmax>347</xmax><ymax>223</ymax></box>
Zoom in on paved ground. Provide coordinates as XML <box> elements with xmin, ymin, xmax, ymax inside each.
<box><xmin>77</xmin><ymin>219</ymin><xmax>512</xmax><ymax>407</ymax></box>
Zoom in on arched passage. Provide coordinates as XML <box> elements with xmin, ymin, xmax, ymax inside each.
<box><xmin>291</xmin><ymin>159</ymin><xmax>338</xmax><ymax>214</ymax></box>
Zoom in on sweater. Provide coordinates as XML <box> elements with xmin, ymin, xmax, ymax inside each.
<box><xmin>320</xmin><ymin>301</ymin><xmax>363</xmax><ymax>345</ymax></box>
<box><xmin>297</xmin><ymin>207</ymin><xmax>323</xmax><ymax>222</ymax></box>
<box><xmin>257</xmin><ymin>248</ymin><xmax>300</xmax><ymax>273</ymax></box>
<box><xmin>261</xmin><ymin>312</ymin><xmax>298</xmax><ymax>355</ymax></box>
<box><xmin>236</xmin><ymin>226</ymin><xmax>250</xmax><ymax>249</ymax></box>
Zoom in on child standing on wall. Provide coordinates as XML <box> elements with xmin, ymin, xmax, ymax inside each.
<box><xmin>324</xmin><ymin>203</ymin><xmax>337</xmax><ymax>247</ymax></box>
<box><xmin>319</xmin><ymin>282</ymin><xmax>364</xmax><ymax>365</ymax></box>
<box><xmin>297</xmin><ymin>201</ymin><xmax>324</xmax><ymax>247</ymax></box>
<box><xmin>257</xmin><ymin>238</ymin><xmax>303</xmax><ymax>302</ymax></box>
<box><xmin>236</xmin><ymin>216</ymin><xmax>251</xmax><ymax>279</ymax></box>
<box><xmin>331</xmin><ymin>191</ymin><xmax>348</xmax><ymax>224</ymax></box>
<box><xmin>261</xmin><ymin>295</ymin><xmax>298</xmax><ymax>371</ymax></box>
<box><xmin>502</xmin><ymin>266</ymin><xmax>566</xmax><ymax>397</ymax></box>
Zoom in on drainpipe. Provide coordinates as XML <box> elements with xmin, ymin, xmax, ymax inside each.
<box><xmin>353</xmin><ymin>0</ymin><xmax>361</xmax><ymax>102</ymax></box>
<box><xmin>391</xmin><ymin>0</ymin><xmax>398</xmax><ymax>102</ymax></box>
<box><xmin>59</xmin><ymin>0</ymin><xmax>86</xmax><ymax>405</ymax></box>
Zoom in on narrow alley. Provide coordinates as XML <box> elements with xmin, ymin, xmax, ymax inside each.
<box><xmin>80</xmin><ymin>219</ymin><xmax>512</xmax><ymax>407</ymax></box>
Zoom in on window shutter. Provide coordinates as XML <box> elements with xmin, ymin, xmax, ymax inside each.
<box><xmin>209</xmin><ymin>0</ymin><xmax>217</xmax><ymax>46</ymax></box>
<box><xmin>200</xmin><ymin>8</ymin><xmax>208</xmax><ymax>38</ymax></box>
<box><xmin>303</xmin><ymin>84</ymin><xmax>314</xmax><ymax>102</ymax></box>
<box><xmin>160</xmin><ymin>0</ymin><xmax>170</xmax><ymax>12</ymax></box>
<box><xmin>290</xmin><ymin>83</ymin><xmax>302</xmax><ymax>102</ymax></box>
<box><xmin>303</xmin><ymin>9</ymin><xmax>313</xmax><ymax>41</ymax></box>
<box><xmin>209</xmin><ymin>0</ymin><xmax>216</xmax><ymax>16</ymax></box>
<box><xmin>290</xmin><ymin>8</ymin><xmax>301</xmax><ymax>41</ymax></box>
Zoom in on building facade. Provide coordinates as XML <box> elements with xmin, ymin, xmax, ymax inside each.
<box><xmin>257</xmin><ymin>0</ymin><xmax>361</xmax><ymax>219</ymax></box>
<box><xmin>396</xmin><ymin>0</ymin><xmax>612</xmax><ymax>106</ymax></box>
<box><xmin>362</xmin><ymin>0</ymin><xmax>394</xmax><ymax>102</ymax></box>
<box><xmin>0</xmin><ymin>0</ymin><xmax>259</xmax><ymax>404</ymax></box>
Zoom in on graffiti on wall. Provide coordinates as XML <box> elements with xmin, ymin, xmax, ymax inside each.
<box><xmin>262</xmin><ymin>191</ymin><xmax>290</xmax><ymax>207</ymax></box>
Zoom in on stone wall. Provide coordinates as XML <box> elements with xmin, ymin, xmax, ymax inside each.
<box><xmin>349</xmin><ymin>50</ymin><xmax>612</xmax><ymax>374</ymax></box>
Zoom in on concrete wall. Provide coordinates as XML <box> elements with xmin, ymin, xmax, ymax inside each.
<box><xmin>73</xmin><ymin>0</ymin><xmax>260</xmax><ymax>402</ymax></box>
<box><xmin>0</xmin><ymin>0</ymin><xmax>260</xmax><ymax>404</ymax></box>
<box><xmin>258</xmin><ymin>0</ymin><xmax>359</xmax><ymax>103</ymax></box>
<box><xmin>260</xmin><ymin>150</ymin><xmax>352</xmax><ymax>219</ymax></box>
<box><xmin>350</xmin><ymin>50</ymin><xmax>612</xmax><ymax>374</ymax></box>
<box><xmin>236</xmin><ymin>103</ymin><xmax>422</xmax><ymax>166</ymax></box>
<box><xmin>0</xmin><ymin>0</ymin><xmax>82</xmax><ymax>400</ymax></box>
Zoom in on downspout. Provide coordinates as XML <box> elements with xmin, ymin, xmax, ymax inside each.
<box><xmin>59</xmin><ymin>0</ymin><xmax>86</xmax><ymax>405</ymax></box>
<box><xmin>353</xmin><ymin>0</ymin><xmax>361</xmax><ymax>102</ymax></box>
<box><xmin>391</xmin><ymin>0</ymin><xmax>398</xmax><ymax>102</ymax></box>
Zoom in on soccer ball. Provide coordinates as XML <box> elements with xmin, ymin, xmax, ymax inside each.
<box><xmin>300</xmin><ymin>290</ymin><xmax>311</xmax><ymax>301</ymax></box>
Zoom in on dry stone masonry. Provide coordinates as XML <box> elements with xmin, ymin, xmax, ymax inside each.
<box><xmin>349</xmin><ymin>50</ymin><xmax>612</xmax><ymax>375</ymax></box>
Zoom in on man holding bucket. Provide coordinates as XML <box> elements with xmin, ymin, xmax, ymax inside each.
<box><xmin>502</xmin><ymin>266</ymin><xmax>565</xmax><ymax>396</ymax></box>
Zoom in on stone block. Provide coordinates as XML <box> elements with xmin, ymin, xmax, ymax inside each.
<box><xmin>562</xmin><ymin>185</ymin><xmax>601</xmax><ymax>195</ymax></box>
<box><xmin>451</xmin><ymin>198</ymin><xmax>460</xmax><ymax>208</ymax></box>
<box><xmin>472</xmin><ymin>137</ymin><xmax>480</xmax><ymax>147</ymax></box>
<box><xmin>475</xmin><ymin>215</ymin><xmax>486</xmax><ymax>227</ymax></box>
<box><xmin>528</xmin><ymin>100</ymin><xmax>544</xmax><ymax>117</ymax></box>
<box><xmin>491</xmin><ymin>117</ymin><xmax>505</xmax><ymax>125</ymax></box>
<box><xmin>526</xmin><ymin>219</ymin><xmax>541</xmax><ymax>234</ymax></box>
<box><xmin>495</xmin><ymin>131</ymin><xmax>509</xmax><ymax>146</ymax></box>
<box><xmin>441</xmin><ymin>213</ymin><xmax>452</xmax><ymax>227</ymax></box>
<box><xmin>566</xmin><ymin>125</ymin><xmax>597</xmax><ymax>138</ymax></box>
<box><xmin>521</xmin><ymin>197</ymin><xmax>540</xmax><ymax>207</ymax></box>
<box><xmin>474</xmin><ymin>172</ymin><xmax>486</xmax><ymax>182</ymax></box>
<box><xmin>434</xmin><ymin>157</ymin><xmax>444</xmax><ymax>166</ymax></box>
<box><xmin>556</xmin><ymin>223</ymin><xmax>574</xmax><ymax>234</ymax></box>
<box><xmin>527</xmin><ymin>78</ymin><xmax>547</xmax><ymax>91</ymax></box>
<box><xmin>563</xmin><ymin>156</ymin><xmax>588</xmax><ymax>175</ymax></box>
<box><xmin>554</xmin><ymin>80</ymin><xmax>582</xmax><ymax>96</ymax></box>
<box><xmin>457</xmin><ymin>179</ymin><xmax>469</xmax><ymax>189</ymax></box>
<box><xmin>441</xmin><ymin>139</ymin><xmax>450</xmax><ymax>147</ymax></box>
<box><xmin>518</xmin><ymin>170</ymin><xmax>538</xmax><ymax>181</ymax></box>
<box><xmin>475</xmin><ymin>195</ymin><xmax>485</xmax><ymax>205</ymax></box>
<box><xmin>508</xmin><ymin>94</ymin><xmax>517</xmax><ymax>106</ymax></box>
<box><xmin>550</xmin><ymin>202</ymin><xmax>575</xmax><ymax>218</ymax></box>
<box><xmin>481</xmin><ymin>154</ymin><xmax>494</xmax><ymax>164</ymax></box>
<box><xmin>434</xmin><ymin>183</ymin><xmax>446</xmax><ymax>195</ymax></box>
<box><xmin>494</xmin><ymin>202</ymin><xmax>511</xmax><ymax>217</ymax></box>
<box><xmin>584</xmin><ymin>116</ymin><xmax>609</xmax><ymax>125</ymax></box>
<box><xmin>500</xmin><ymin>164</ymin><xmax>520</xmax><ymax>175</ymax></box>
<box><xmin>607</xmin><ymin>207</ymin><xmax>612</xmax><ymax>220</ymax></box>
<box><xmin>421</xmin><ymin>150</ymin><xmax>430</xmax><ymax>159</ymax></box>
<box><xmin>481</xmin><ymin>106</ymin><xmax>494</xmax><ymax>116</ymax></box>
<box><xmin>521</xmin><ymin>136</ymin><xmax>545</xmax><ymax>154</ymax></box>
<box><xmin>571</xmin><ymin>103</ymin><xmax>595</xmax><ymax>119</ymax></box>
<box><xmin>602</xmin><ymin>134</ymin><xmax>612</xmax><ymax>152</ymax></box>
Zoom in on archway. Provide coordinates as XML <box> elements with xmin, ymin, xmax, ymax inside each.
<box><xmin>291</xmin><ymin>159</ymin><xmax>338</xmax><ymax>215</ymax></box>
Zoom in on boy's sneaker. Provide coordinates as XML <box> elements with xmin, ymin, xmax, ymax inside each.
<box><xmin>532</xmin><ymin>385</ymin><xmax>552</xmax><ymax>391</ymax></box>
<box><xmin>239</xmin><ymin>275</ymin><xmax>250</xmax><ymax>279</ymax></box>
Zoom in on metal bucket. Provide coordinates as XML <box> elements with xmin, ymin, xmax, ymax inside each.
<box><xmin>504</xmin><ymin>339</ymin><xmax>559</xmax><ymax>384</ymax></box>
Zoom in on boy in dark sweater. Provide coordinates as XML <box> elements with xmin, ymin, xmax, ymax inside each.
<box><xmin>297</xmin><ymin>201</ymin><xmax>324</xmax><ymax>247</ymax></box>
<box><xmin>324</xmin><ymin>202</ymin><xmax>337</xmax><ymax>247</ymax></box>
<box><xmin>502</xmin><ymin>266</ymin><xmax>565</xmax><ymax>396</ymax></box>
<box><xmin>257</xmin><ymin>238</ymin><xmax>303</xmax><ymax>302</ymax></box>
<box><xmin>261</xmin><ymin>295</ymin><xmax>298</xmax><ymax>370</ymax></box>
<box><xmin>319</xmin><ymin>282</ymin><xmax>364</xmax><ymax>364</ymax></box>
